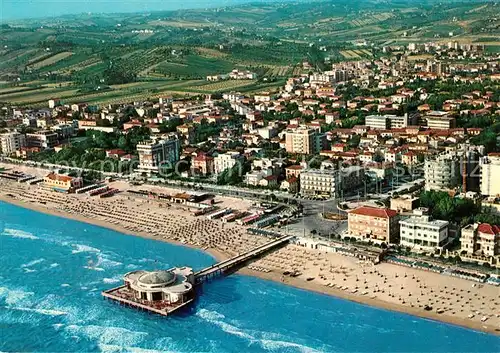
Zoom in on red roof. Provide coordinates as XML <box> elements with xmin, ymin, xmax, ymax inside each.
<box><xmin>477</xmin><ymin>223</ymin><xmax>500</xmax><ymax>235</ymax></box>
<box><xmin>45</xmin><ymin>172</ymin><xmax>74</xmax><ymax>183</ymax></box>
<box><xmin>349</xmin><ymin>206</ymin><xmax>398</xmax><ymax>218</ymax></box>
<box><xmin>106</xmin><ymin>149</ymin><xmax>126</xmax><ymax>156</ymax></box>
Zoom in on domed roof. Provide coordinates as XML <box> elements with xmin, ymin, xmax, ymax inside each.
<box><xmin>138</xmin><ymin>270</ymin><xmax>176</xmax><ymax>286</ymax></box>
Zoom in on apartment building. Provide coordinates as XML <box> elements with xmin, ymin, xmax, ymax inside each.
<box><xmin>461</xmin><ymin>223</ymin><xmax>500</xmax><ymax>258</ymax></box>
<box><xmin>26</xmin><ymin>130</ymin><xmax>58</xmax><ymax>149</ymax></box>
<box><xmin>137</xmin><ymin>135</ymin><xmax>180</xmax><ymax>174</ymax></box>
<box><xmin>300</xmin><ymin>166</ymin><xmax>364</xmax><ymax>197</ymax></box>
<box><xmin>285</xmin><ymin>127</ymin><xmax>316</xmax><ymax>154</ymax></box>
<box><xmin>400</xmin><ymin>209</ymin><xmax>449</xmax><ymax>251</ymax></box>
<box><xmin>285</xmin><ymin>165</ymin><xmax>304</xmax><ymax>179</ymax></box>
<box><xmin>425</xmin><ymin>111</ymin><xmax>456</xmax><ymax>129</ymax></box>
<box><xmin>0</xmin><ymin>132</ymin><xmax>26</xmax><ymax>156</ymax></box>
<box><xmin>347</xmin><ymin>206</ymin><xmax>400</xmax><ymax>244</ymax></box>
<box><xmin>213</xmin><ymin>151</ymin><xmax>244</xmax><ymax>174</ymax></box>
<box><xmin>300</xmin><ymin>169</ymin><xmax>339</xmax><ymax>196</ymax></box>
<box><xmin>390</xmin><ymin>195</ymin><xmax>419</xmax><ymax>212</ymax></box>
<box><xmin>481</xmin><ymin>153</ymin><xmax>500</xmax><ymax>197</ymax></box>
<box><xmin>244</xmin><ymin>158</ymin><xmax>281</xmax><ymax>187</ymax></box>
<box><xmin>192</xmin><ymin>152</ymin><xmax>214</xmax><ymax>176</ymax></box>
<box><xmin>365</xmin><ymin>114</ymin><xmax>409</xmax><ymax>130</ymax></box>
<box><xmin>424</xmin><ymin>155</ymin><xmax>461</xmax><ymax>191</ymax></box>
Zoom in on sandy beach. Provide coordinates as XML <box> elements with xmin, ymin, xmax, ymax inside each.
<box><xmin>0</xmin><ymin>168</ymin><xmax>499</xmax><ymax>335</ymax></box>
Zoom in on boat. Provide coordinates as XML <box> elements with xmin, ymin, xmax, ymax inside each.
<box><xmin>306</xmin><ymin>277</ymin><xmax>315</xmax><ymax>281</ymax></box>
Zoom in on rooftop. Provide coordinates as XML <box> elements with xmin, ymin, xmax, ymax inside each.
<box><xmin>44</xmin><ymin>172</ymin><xmax>75</xmax><ymax>183</ymax></box>
<box><xmin>349</xmin><ymin>206</ymin><xmax>398</xmax><ymax>218</ymax></box>
<box><xmin>400</xmin><ymin>215</ymin><xmax>449</xmax><ymax>228</ymax></box>
<box><xmin>478</xmin><ymin>223</ymin><xmax>500</xmax><ymax>235</ymax></box>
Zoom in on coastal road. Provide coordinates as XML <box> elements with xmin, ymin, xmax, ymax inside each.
<box><xmin>276</xmin><ymin>198</ymin><xmax>348</xmax><ymax>238</ymax></box>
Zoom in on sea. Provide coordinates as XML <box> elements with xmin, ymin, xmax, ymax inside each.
<box><xmin>1</xmin><ymin>0</ymin><xmax>267</xmax><ymax>20</ymax></box>
<box><xmin>1</xmin><ymin>201</ymin><xmax>499</xmax><ymax>353</ymax></box>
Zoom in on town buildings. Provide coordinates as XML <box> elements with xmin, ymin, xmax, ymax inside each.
<box><xmin>300</xmin><ymin>169</ymin><xmax>339</xmax><ymax>197</ymax></box>
<box><xmin>0</xmin><ymin>132</ymin><xmax>25</xmax><ymax>156</ymax></box>
<box><xmin>461</xmin><ymin>223</ymin><xmax>500</xmax><ymax>258</ymax></box>
<box><xmin>424</xmin><ymin>111</ymin><xmax>456</xmax><ymax>130</ymax></box>
<box><xmin>347</xmin><ymin>206</ymin><xmax>400</xmax><ymax>244</ymax></box>
<box><xmin>424</xmin><ymin>155</ymin><xmax>461</xmax><ymax>191</ymax></box>
<box><xmin>365</xmin><ymin>114</ymin><xmax>410</xmax><ymax>130</ymax></box>
<box><xmin>285</xmin><ymin>127</ymin><xmax>317</xmax><ymax>155</ymax></box>
<box><xmin>192</xmin><ymin>152</ymin><xmax>214</xmax><ymax>176</ymax></box>
<box><xmin>390</xmin><ymin>195</ymin><xmax>419</xmax><ymax>212</ymax></box>
<box><xmin>481</xmin><ymin>153</ymin><xmax>500</xmax><ymax>197</ymax></box>
<box><xmin>300</xmin><ymin>166</ymin><xmax>364</xmax><ymax>197</ymax></box>
<box><xmin>26</xmin><ymin>131</ymin><xmax>58</xmax><ymax>149</ymax></box>
<box><xmin>399</xmin><ymin>208</ymin><xmax>449</xmax><ymax>251</ymax></box>
<box><xmin>214</xmin><ymin>151</ymin><xmax>244</xmax><ymax>174</ymax></box>
<box><xmin>137</xmin><ymin>135</ymin><xmax>180</xmax><ymax>174</ymax></box>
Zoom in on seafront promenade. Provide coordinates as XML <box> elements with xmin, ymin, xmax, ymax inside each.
<box><xmin>0</xmin><ymin>165</ymin><xmax>499</xmax><ymax>334</ymax></box>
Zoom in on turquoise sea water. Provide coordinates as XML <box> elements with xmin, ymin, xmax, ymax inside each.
<box><xmin>1</xmin><ymin>201</ymin><xmax>499</xmax><ymax>352</ymax></box>
<box><xmin>1</xmin><ymin>0</ymin><xmax>258</xmax><ymax>20</ymax></box>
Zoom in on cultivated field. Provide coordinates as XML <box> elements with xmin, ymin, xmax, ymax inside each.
<box><xmin>189</xmin><ymin>80</ymin><xmax>257</xmax><ymax>93</ymax></box>
<box><xmin>27</xmin><ymin>52</ymin><xmax>74</xmax><ymax>70</ymax></box>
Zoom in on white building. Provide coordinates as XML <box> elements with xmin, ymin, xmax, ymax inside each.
<box><xmin>461</xmin><ymin>223</ymin><xmax>500</xmax><ymax>258</ymax></box>
<box><xmin>300</xmin><ymin>166</ymin><xmax>364</xmax><ymax>197</ymax></box>
<box><xmin>400</xmin><ymin>209</ymin><xmax>449</xmax><ymax>251</ymax></box>
<box><xmin>123</xmin><ymin>268</ymin><xmax>194</xmax><ymax>303</ymax></box>
<box><xmin>0</xmin><ymin>132</ymin><xmax>26</xmax><ymax>156</ymax></box>
<box><xmin>481</xmin><ymin>153</ymin><xmax>500</xmax><ymax>197</ymax></box>
<box><xmin>137</xmin><ymin>135</ymin><xmax>180</xmax><ymax>174</ymax></box>
<box><xmin>365</xmin><ymin>114</ymin><xmax>409</xmax><ymax>130</ymax></box>
<box><xmin>214</xmin><ymin>151</ymin><xmax>244</xmax><ymax>174</ymax></box>
<box><xmin>424</xmin><ymin>155</ymin><xmax>461</xmax><ymax>191</ymax></box>
<box><xmin>300</xmin><ymin>169</ymin><xmax>339</xmax><ymax>196</ymax></box>
<box><xmin>26</xmin><ymin>131</ymin><xmax>58</xmax><ymax>149</ymax></box>
<box><xmin>51</xmin><ymin>124</ymin><xmax>76</xmax><ymax>140</ymax></box>
<box><xmin>425</xmin><ymin>111</ymin><xmax>456</xmax><ymax>129</ymax></box>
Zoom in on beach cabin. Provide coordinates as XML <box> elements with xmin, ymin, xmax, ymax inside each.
<box><xmin>43</xmin><ymin>172</ymin><xmax>83</xmax><ymax>193</ymax></box>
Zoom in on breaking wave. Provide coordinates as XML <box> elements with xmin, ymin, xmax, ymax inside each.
<box><xmin>21</xmin><ymin>258</ymin><xmax>45</xmax><ymax>268</ymax></box>
<box><xmin>10</xmin><ymin>307</ymin><xmax>67</xmax><ymax>317</ymax></box>
<box><xmin>72</xmin><ymin>244</ymin><xmax>101</xmax><ymax>254</ymax></box>
<box><xmin>2</xmin><ymin>228</ymin><xmax>39</xmax><ymax>240</ymax></box>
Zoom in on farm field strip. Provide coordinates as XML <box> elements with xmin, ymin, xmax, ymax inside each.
<box><xmin>1</xmin><ymin>89</ymin><xmax>80</xmax><ymax>104</ymax></box>
<box><xmin>0</xmin><ymin>87</ymin><xmax>56</xmax><ymax>99</ymax></box>
<box><xmin>0</xmin><ymin>86</ymin><xmax>41</xmax><ymax>95</ymax></box>
<box><xmin>28</xmin><ymin>52</ymin><xmax>74</xmax><ymax>70</ymax></box>
<box><xmin>340</xmin><ymin>50</ymin><xmax>361</xmax><ymax>59</ymax></box>
<box><xmin>186</xmin><ymin>80</ymin><xmax>257</xmax><ymax>92</ymax></box>
<box><xmin>54</xmin><ymin>56</ymin><xmax>102</xmax><ymax>74</ymax></box>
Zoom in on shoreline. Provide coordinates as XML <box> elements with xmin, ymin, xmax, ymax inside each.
<box><xmin>1</xmin><ymin>194</ymin><xmax>498</xmax><ymax>336</ymax></box>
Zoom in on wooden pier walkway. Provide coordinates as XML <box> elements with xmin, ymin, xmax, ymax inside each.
<box><xmin>194</xmin><ymin>234</ymin><xmax>294</xmax><ymax>285</ymax></box>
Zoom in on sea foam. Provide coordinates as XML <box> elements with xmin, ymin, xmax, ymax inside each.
<box><xmin>2</xmin><ymin>228</ymin><xmax>39</xmax><ymax>240</ymax></box>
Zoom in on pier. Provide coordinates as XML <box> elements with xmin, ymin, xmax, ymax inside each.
<box><xmin>102</xmin><ymin>235</ymin><xmax>294</xmax><ymax>316</ymax></box>
<box><xmin>194</xmin><ymin>234</ymin><xmax>295</xmax><ymax>285</ymax></box>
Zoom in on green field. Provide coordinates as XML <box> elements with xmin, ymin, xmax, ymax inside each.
<box><xmin>0</xmin><ymin>0</ymin><xmax>497</xmax><ymax>107</ymax></box>
<box><xmin>154</xmin><ymin>55</ymin><xmax>235</xmax><ymax>79</ymax></box>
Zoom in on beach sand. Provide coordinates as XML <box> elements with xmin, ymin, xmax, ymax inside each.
<box><xmin>0</xmin><ymin>170</ymin><xmax>499</xmax><ymax>335</ymax></box>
